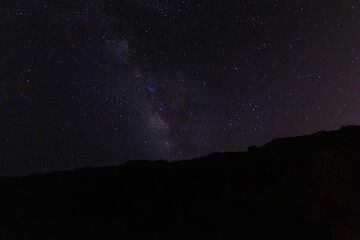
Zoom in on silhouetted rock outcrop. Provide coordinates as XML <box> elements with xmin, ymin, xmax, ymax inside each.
<box><xmin>1</xmin><ymin>126</ymin><xmax>360</xmax><ymax>239</ymax></box>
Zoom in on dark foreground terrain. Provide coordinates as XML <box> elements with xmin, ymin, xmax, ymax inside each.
<box><xmin>1</xmin><ymin>126</ymin><xmax>360</xmax><ymax>240</ymax></box>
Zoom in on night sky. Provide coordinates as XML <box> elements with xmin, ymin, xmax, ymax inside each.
<box><xmin>1</xmin><ymin>0</ymin><xmax>360</xmax><ymax>176</ymax></box>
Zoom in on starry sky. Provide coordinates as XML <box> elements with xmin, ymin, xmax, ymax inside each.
<box><xmin>1</xmin><ymin>0</ymin><xmax>360</xmax><ymax>176</ymax></box>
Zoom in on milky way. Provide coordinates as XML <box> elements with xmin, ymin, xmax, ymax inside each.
<box><xmin>1</xmin><ymin>0</ymin><xmax>360</xmax><ymax>175</ymax></box>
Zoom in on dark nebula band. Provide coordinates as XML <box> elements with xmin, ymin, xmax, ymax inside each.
<box><xmin>1</xmin><ymin>0</ymin><xmax>359</xmax><ymax>175</ymax></box>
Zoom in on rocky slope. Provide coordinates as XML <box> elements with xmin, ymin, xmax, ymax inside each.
<box><xmin>1</xmin><ymin>125</ymin><xmax>360</xmax><ymax>239</ymax></box>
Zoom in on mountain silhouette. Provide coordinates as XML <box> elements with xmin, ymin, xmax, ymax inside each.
<box><xmin>1</xmin><ymin>125</ymin><xmax>360</xmax><ymax>240</ymax></box>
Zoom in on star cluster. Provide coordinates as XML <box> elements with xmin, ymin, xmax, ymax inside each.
<box><xmin>1</xmin><ymin>0</ymin><xmax>360</xmax><ymax>175</ymax></box>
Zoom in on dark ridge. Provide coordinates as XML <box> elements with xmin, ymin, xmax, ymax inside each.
<box><xmin>1</xmin><ymin>125</ymin><xmax>360</xmax><ymax>239</ymax></box>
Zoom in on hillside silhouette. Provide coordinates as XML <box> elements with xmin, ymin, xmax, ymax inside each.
<box><xmin>1</xmin><ymin>125</ymin><xmax>360</xmax><ymax>240</ymax></box>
